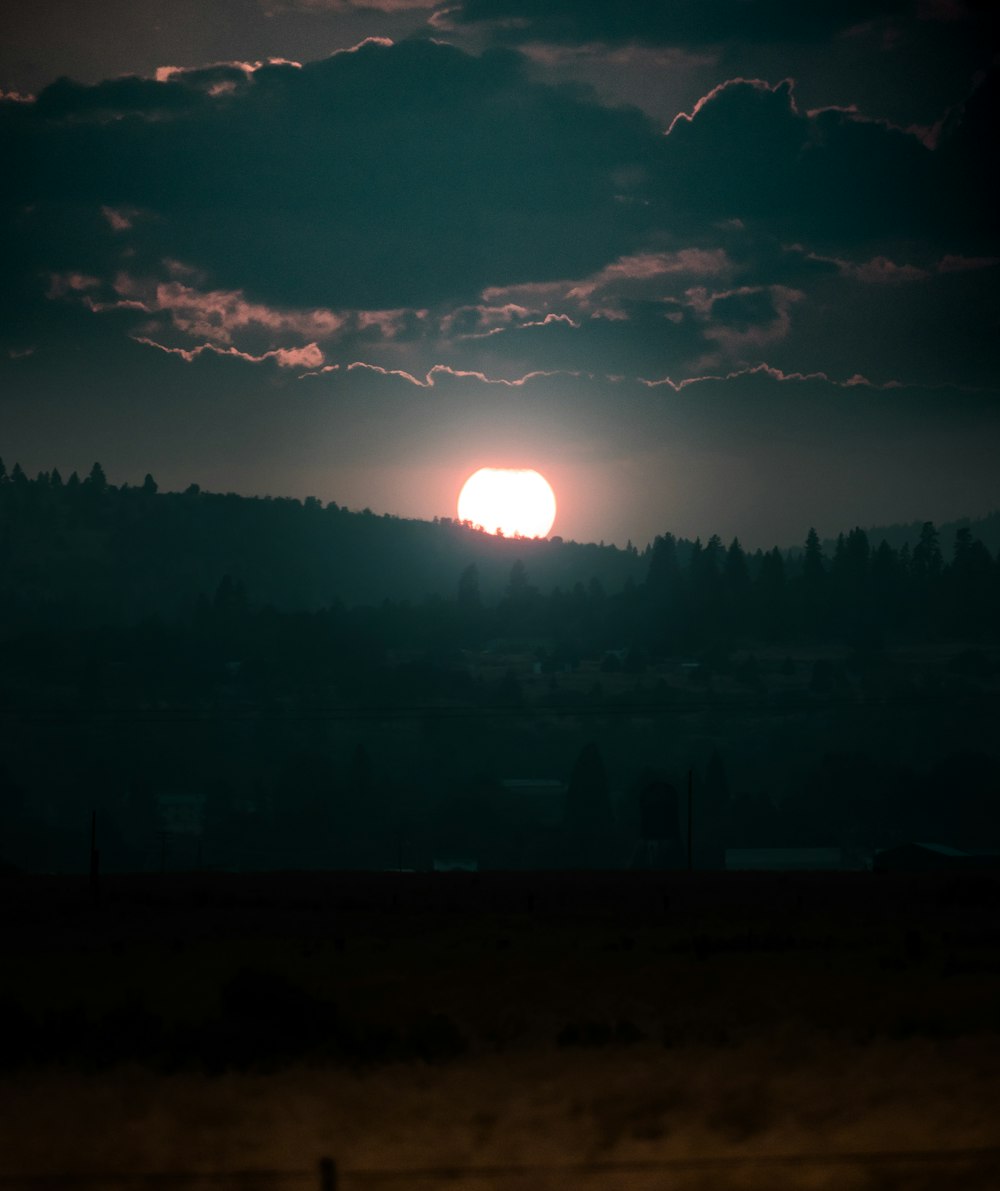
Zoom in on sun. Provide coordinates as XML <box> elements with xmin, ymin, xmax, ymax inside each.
<box><xmin>457</xmin><ymin>468</ymin><xmax>557</xmax><ymax>538</ymax></box>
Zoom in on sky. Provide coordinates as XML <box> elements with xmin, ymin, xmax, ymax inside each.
<box><xmin>1</xmin><ymin>0</ymin><xmax>998</xmax><ymax>549</ymax></box>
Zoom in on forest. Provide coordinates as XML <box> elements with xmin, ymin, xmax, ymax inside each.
<box><xmin>1</xmin><ymin>459</ymin><xmax>998</xmax><ymax>874</ymax></box>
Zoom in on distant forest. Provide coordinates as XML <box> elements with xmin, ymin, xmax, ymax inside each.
<box><xmin>1</xmin><ymin>459</ymin><xmax>998</xmax><ymax>874</ymax></box>
<box><xmin>1</xmin><ymin>458</ymin><xmax>997</xmax><ymax>636</ymax></box>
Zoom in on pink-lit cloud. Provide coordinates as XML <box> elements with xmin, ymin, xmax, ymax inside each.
<box><xmin>154</xmin><ymin>58</ymin><xmax>303</xmax><ymax>84</ymax></box>
<box><xmin>134</xmin><ymin>337</ymin><xmax>324</xmax><ymax>368</ymax></box>
<box><xmin>100</xmin><ymin>206</ymin><xmax>138</xmax><ymax>232</ymax></box>
<box><xmin>805</xmin><ymin>251</ymin><xmax>1000</xmax><ymax>284</ymax></box>
<box><xmin>51</xmin><ymin>270</ymin><xmax>345</xmax><ymax>346</ymax></box>
<box><xmin>685</xmin><ymin>284</ymin><xmax>804</xmax><ymax>352</ymax></box>
<box><xmin>462</xmin><ymin>248</ymin><xmax>734</xmax><ymax>341</ymax></box>
<box><xmin>567</xmin><ymin>249</ymin><xmax>731</xmax><ymax>299</ymax></box>
<box><xmin>46</xmin><ymin>273</ymin><xmax>102</xmax><ymax>298</ymax></box>
<box><xmin>637</xmin><ymin>362</ymin><xmax>906</xmax><ymax>392</ymax></box>
<box><xmin>308</xmin><ymin>361</ymin><xmax>592</xmax><ymax>387</ymax></box>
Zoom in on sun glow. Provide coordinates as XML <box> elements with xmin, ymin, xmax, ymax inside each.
<box><xmin>457</xmin><ymin>468</ymin><xmax>557</xmax><ymax>538</ymax></box>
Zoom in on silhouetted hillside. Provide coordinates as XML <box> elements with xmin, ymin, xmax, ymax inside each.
<box><xmin>822</xmin><ymin>511</ymin><xmax>1000</xmax><ymax>558</ymax></box>
<box><xmin>3</xmin><ymin>459</ymin><xmax>998</xmax><ymax>878</ymax></box>
<box><xmin>0</xmin><ymin>460</ymin><xmax>646</xmax><ymax>625</ymax></box>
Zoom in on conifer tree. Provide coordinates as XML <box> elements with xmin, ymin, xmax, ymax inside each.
<box><xmin>86</xmin><ymin>462</ymin><xmax>108</xmax><ymax>493</ymax></box>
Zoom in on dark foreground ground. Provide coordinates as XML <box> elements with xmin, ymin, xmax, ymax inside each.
<box><xmin>2</xmin><ymin>869</ymin><xmax>1000</xmax><ymax>1189</ymax></box>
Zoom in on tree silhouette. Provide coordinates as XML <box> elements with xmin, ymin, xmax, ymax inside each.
<box><xmin>801</xmin><ymin>527</ymin><xmax>827</xmax><ymax>633</ymax></box>
<box><xmin>86</xmin><ymin>462</ymin><xmax>108</xmax><ymax>494</ymax></box>
<box><xmin>457</xmin><ymin>563</ymin><xmax>481</xmax><ymax>612</ymax></box>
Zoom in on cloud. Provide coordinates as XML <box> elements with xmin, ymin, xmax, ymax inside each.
<box><xmin>657</xmin><ymin>70</ymin><xmax>1000</xmax><ymax>256</ymax></box>
<box><xmin>447</xmin><ymin>0</ymin><xmax>994</xmax><ymax>50</ymax></box>
<box><xmin>134</xmin><ymin>336</ymin><xmax>324</xmax><ymax>368</ymax></box>
<box><xmin>793</xmin><ymin>250</ymin><xmax>1000</xmax><ymax>285</ymax></box>
<box><xmin>154</xmin><ymin>58</ymin><xmax>304</xmax><ymax>84</ymax></box>
<box><xmin>270</xmin><ymin>0</ymin><xmax>433</xmax><ymax>10</ymax></box>
<box><xmin>5</xmin><ymin>41</ymin><xmax>997</xmax><ymax>395</ymax></box>
<box><xmin>8</xmin><ymin>40</ymin><xmax>659</xmax><ymax>314</ymax></box>
<box><xmin>566</xmin><ymin>248</ymin><xmax>732</xmax><ymax>299</ymax></box>
<box><xmin>688</xmin><ymin>283</ymin><xmax>804</xmax><ymax>351</ymax></box>
<box><xmin>636</xmin><ymin>361</ymin><xmax>907</xmax><ymax>393</ymax></box>
<box><xmin>330</xmin><ymin>360</ymin><xmax>589</xmax><ymax>387</ymax></box>
<box><xmin>447</xmin><ymin>0</ymin><xmax>915</xmax><ymax>47</ymax></box>
<box><xmin>110</xmin><ymin>273</ymin><xmax>345</xmax><ymax>344</ymax></box>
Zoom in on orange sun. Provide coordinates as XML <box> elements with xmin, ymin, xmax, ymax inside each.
<box><xmin>457</xmin><ymin>468</ymin><xmax>557</xmax><ymax>538</ymax></box>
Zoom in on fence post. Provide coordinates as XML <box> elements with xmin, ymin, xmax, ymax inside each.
<box><xmin>319</xmin><ymin>1157</ymin><xmax>337</xmax><ymax>1190</ymax></box>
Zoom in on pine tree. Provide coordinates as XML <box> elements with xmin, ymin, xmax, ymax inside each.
<box><xmin>801</xmin><ymin>527</ymin><xmax>827</xmax><ymax>635</ymax></box>
<box><xmin>803</xmin><ymin>528</ymin><xmax>825</xmax><ymax>586</ymax></box>
<box><xmin>86</xmin><ymin>462</ymin><xmax>108</xmax><ymax>493</ymax></box>
<box><xmin>457</xmin><ymin>564</ymin><xmax>481</xmax><ymax>613</ymax></box>
<box><xmin>646</xmin><ymin>533</ymin><xmax>680</xmax><ymax>597</ymax></box>
<box><xmin>911</xmin><ymin>521</ymin><xmax>942</xmax><ymax>582</ymax></box>
<box><xmin>506</xmin><ymin>559</ymin><xmax>529</xmax><ymax>603</ymax></box>
<box><xmin>724</xmin><ymin>537</ymin><xmax>751</xmax><ymax>618</ymax></box>
<box><xmin>756</xmin><ymin>547</ymin><xmax>786</xmax><ymax>639</ymax></box>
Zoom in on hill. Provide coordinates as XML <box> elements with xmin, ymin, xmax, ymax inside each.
<box><xmin>0</xmin><ymin>461</ymin><xmax>646</xmax><ymax>625</ymax></box>
<box><xmin>821</xmin><ymin>511</ymin><xmax>1000</xmax><ymax>558</ymax></box>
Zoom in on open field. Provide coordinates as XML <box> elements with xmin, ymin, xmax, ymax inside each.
<box><xmin>2</xmin><ymin>871</ymin><xmax>1000</xmax><ymax>1188</ymax></box>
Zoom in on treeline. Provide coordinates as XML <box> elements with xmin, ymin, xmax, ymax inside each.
<box><xmin>1</xmin><ymin>459</ymin><xmax>997</xmax><ymax>655</ymax></box>
<box><xmin>636</xmin><ymin>522</ymin><xmax>998</xmax><ymax>653</ymax></box>
<box><xmin>0</xmin><ymin>458</ymin><xmax>644</xmax><ymax>625</ymax></box>
<box><xmin>2</xmin><ymin>462</ymin><xmax>999</xmax><ymax>872</ymax></box>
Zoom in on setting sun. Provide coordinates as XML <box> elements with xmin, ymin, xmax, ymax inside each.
<box><xmin>457</xmin><ymin>468</ymin><xmax>557</xmax><ymax>538</ymax></box>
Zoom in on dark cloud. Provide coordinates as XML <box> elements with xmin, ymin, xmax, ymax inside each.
<box><xmin>451</xmin><ymin>0</ymin><xmax>912</xmax><ymax>47</ymax></box>
<box><xmin>449</xmin><ymin>0</ymin><xmax>998</xmax><ymax>51</ymax></box>
<box><xmin>449</xmin><ymin>0</ymin><xmax>1000</xmax><ymax>137</ymax></box>
<box><xmin>706</xmin><ymin>287</ymin><xmax>778</xmax><ymax>330</ymax></box>
<box><xmin>0</xmin><ymin>0</ymin><xmax>431</xmax><ymax>95</ymax></box>
<box><xmin>32</xmin><ymin>73</ymin><xmax>207</xmax><ymax>118</ymax></box>
<box><xmin>6</xmin><ymin>41</ymin><xmax>659</xmax><ymax>312</ymax></box>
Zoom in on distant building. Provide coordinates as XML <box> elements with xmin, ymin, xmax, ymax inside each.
<box><xmin>872</xmin><ymin>842</ymin><xmax>967</xmax><ymax>872</ymax></box>
<box><xmin>155</xmin><ymin>792</ymin><xmax>204</xmax><ymax>837</ymax></box>
<box><xmin>726</xmin><ymin>847</ymin><xmax>845</xmax><ymax>871</ymax></box>
<box><xmin>501</xmin><ymin>778</ymin><xmax>566</xmax><ymax>827</ymax></box>
<box><xmin>153</xmin><ymin>792</ymin><xmax>205</xmax><ymax>870</ymax></box>
<box><xmin>433</xmin><ymin>858</ymin><xmax>478</xmax><ymax>873</ymax></box>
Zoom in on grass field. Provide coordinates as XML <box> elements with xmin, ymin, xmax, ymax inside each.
<box><xmin>2</xmin><ymin>870</ymin><xmax>999</xmax><ymax>1188</ymax></box>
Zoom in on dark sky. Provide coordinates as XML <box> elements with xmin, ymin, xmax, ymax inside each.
<box><xmin>2</xmin><ymin>0</ymin><xmax>998</xmax><ymax>547</ymax></box>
